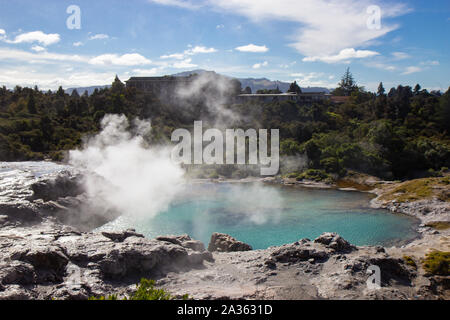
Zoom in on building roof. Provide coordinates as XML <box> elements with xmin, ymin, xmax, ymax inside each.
<box><xmin>238</xmin><ymin>93</ymin><xmax>298</xmax><ymax>97</ymax></box>
<box><xmin>126</xmin><ymin>76</ymin><xmax>196</xmax><ymax>82</ymax></box>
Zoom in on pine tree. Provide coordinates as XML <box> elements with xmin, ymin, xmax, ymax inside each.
<box><xmin>377</xmin><ymin>82</ymin><xmax>385</xmax><ymax>96</ymax></box>
<box><xmin>336</xmin><ymin>68</ymin><xmax>358</xmax><ymax>96</ymax></box>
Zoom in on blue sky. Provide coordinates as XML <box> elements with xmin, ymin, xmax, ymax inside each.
<box><xmin>0</xmin><ymin>0</ymin><xmax>448</xmax><ymax>91</ymax></box>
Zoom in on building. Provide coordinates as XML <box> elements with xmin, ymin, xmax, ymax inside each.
<box><xmin>125</xmin><ymin>76</ymin><xmax>197</xmax><ymax>96</ymax></box>
<box><xmin>236</xmin><ymin>92</ymin><xmax>299</xmax><ymax>103</ymax></box>
<box><xmin>237</xmin><ymin>92</ymin><xmax>331</xmax><ymax>104</ymax></box>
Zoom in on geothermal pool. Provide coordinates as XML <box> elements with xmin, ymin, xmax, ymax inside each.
<box><xmin>99</xmin><ymin>182</ymin><xmax>420</xmax><ymax>249</ymax></box>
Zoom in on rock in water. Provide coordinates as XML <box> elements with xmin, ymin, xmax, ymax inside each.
<box><xmin>208</xmin><ymin>233</ymin><xmax>252</xmax><ymax>252</ymax></box>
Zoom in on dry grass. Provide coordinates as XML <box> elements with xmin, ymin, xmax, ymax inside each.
<box><xmin>379</xmin><ymin>177</ymin><xmax>450</xmax><ymax>203</ymax></box>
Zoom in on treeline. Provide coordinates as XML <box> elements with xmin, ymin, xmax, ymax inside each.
<box><xmin>0</xmin><ymin>71</ymin><xmax>449</xmax><ymax>180</ymax></box>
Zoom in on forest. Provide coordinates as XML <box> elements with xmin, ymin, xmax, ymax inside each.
<box><xmin>0</xmin><ymin>69</ymin><xmax>449</xmax><ymax>181</ymax></box>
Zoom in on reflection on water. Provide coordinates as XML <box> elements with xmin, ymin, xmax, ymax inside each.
<box><xmin>98</xmin><ymin>182</ymin><xmax>420</xmax><ymax>249</ymax></box>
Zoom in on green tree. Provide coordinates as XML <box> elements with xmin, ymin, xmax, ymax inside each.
<box><xmin>287</xmin><ymin>81</ymin><xmax>302</xmax><ymax>94</ymax></box>
<box><xmin>334</xmin><ymin>68</ymin><xmax>358</xmax><ymax>96</ymax></box>
<box><xmin>414</xmin><ymin>84</ymin><xmax>421</xmax><ymax>95</ymax></box>
<box><xmin>27</xmin><ymin>93</ymin><xmax>37</xmax><ymax>114</ymax></box>
<box><xmin>377</xmin><ymin>82</ymin><xmax>385</xmax><ymax>96</ymax></box>
<box><xmin>56</xmin><ymin>86</ymin><xmax>65</xmax><ymax>97</ymax></box>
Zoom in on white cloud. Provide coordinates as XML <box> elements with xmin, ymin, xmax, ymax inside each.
<box><xmin>421</xmin><ymin>60</ymin><xmax>439</xmax><ymax>66</ymax></box>
<box><xmin>160</xmin><ymin>45</ymin><xmax>217</xmax><ymax>60</ymax></box>
<box><xmin>0</xmin><ymin>29</ymin><xmax>5</xmax><ymax>35</ymax></box>
<box><xmin>369</xmin><ymin>62</ymin><xmax>397</xmax><ymax>71</ymax></box>
<box><xmin>235</xmin><ymin>44</ymin><xmax>269</xmax><ymax>53</ymax></box>
<box><xmin>132</xmin><ymin>68</ymin><xmax>161</xmax><ymax>75</ymax></box>
<box><xmin>172</xmin><ymin>58</ymin><xmax>197</xmax><ymax>69</ymax></box>
<box><xmin>31</xmin><ymin>45</ymin><xmax>46</xmax><ymax>53</ymax></box>
<box><xmin>0</xmin><ymin>66</ymin><xmax>118</xmax><ymax>90</ymax></box>
<box><xmin>89</xmin><ymin>34</ymin><xmax>109</xmax><ymax>40</ymax></box>
<box><xmin>0</xmin><ymin>47</ymin><xmax>87</xmax><ymax>63</ymax></box>
<box><xmin>149</xmin><ymin>0</ymin><xmax>409</xmax><ymax>59</ymax></box>
<box><xmin>392</xmin><ymin>51</ymin><xmax>410</xmax><ymax>60</ymax></box>
<box><xmin>89</xmin><ymin>53</ymin><xmax>152</xmax><ymax>66</ymax></box>
<box><xmin>0</xmin><ymin>48</ymin><xmax>153</xmax><ymax>67</ymax></box>
<box><xmin>149</xmin><ymin>0</ymin><xmax>201</xmax><ymax>9</ymax></box>
<box><xmin>73</xmin><ymin>42</ymin><xmax>84</xmax><ymax>47</ymax></box>
<box><xmin>160</xmin><ymin>53</ymin><xmax>185</xmax><ymax>59</ymax></box>
<box><xmin>186</xmin><ymin>46</ymin><xmax>217</xmax><ymax>54</ymax></box>
<box><xmin>402</xmin><ymin>66</ymin><xmax>421</xmax><ymax>75</ymax></box>
<box><xmin>5</xmin><ymin>31</ymin><xmax>60</xmax><ymax>46</ymax></box>
<box><xmin>252</xmin><ymin>61</ymin><xmax>268</xmax><ymax>69</ymax></box>
<box><xmin>216</xmin><ymin>24</ymin><xmax>225</xmax><ymax>29</ymax></box>
<box><xmin>290</xmin><ymin>72</ymin><xmax>336</xmax><ymax>88</ymax></box>
<box><xmin>303</xmin><ymin>48</ymin><xmax>379</xmax><ymax>63</ymax></box>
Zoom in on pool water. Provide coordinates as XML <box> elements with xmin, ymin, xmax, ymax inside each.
<box><xmin>98</xmin><ymin>182</ymin><xmax>419</xmax><ymax>249</ymax></box>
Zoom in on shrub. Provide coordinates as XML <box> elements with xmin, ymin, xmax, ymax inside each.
<box><xmin>89</xmin><ymin>278</ymin><xmax>188</xmax><ymax>301</ymax></box>
<box><xmin>297</xmin><ymin>169</ymin><xmax>334</xmax><ymax>183</ymax></box>
<box><xmin>403</xmin><ymin>256</ymin><xmax>417</xmax><ymax>269</ymax></box>
<box><xmin>422</xmin><ymin>251</ymin><xmax>449</xmax><ymax>276</ymax></box>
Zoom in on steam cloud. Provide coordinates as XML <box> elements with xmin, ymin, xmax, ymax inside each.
<box><xmin>69</xmin><ymin>114</ymin><xmax>185</xmax><ymax>219</ymax></box>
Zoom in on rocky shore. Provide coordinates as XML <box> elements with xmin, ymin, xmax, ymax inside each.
<box><xmin>0</xmin><ymin>163</ymin><xmax>448</xmax><ymax>300</ymax></box>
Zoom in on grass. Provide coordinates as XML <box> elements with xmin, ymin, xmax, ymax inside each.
<box><xmin>425</xmin><ymin>221</ymin><xmax>450</xmax><ymax>230</ymax></box>
<box><xmin>403</xmin><ymin>256</ymin><xmax>417</xmax><ymax>269</ymax></box>
<box><xmin>379</xmin><ymin>177</ymin><xmax>450</xmax><ymax>203</ymax></box>
<box><xmin>422</xmin><ymin>251</ymin><xmax>450</xmax><ymax>276</ymax></box>
<box><xmin>89</xmin><ymin>278</ymin><xmax>188</xmax><ymax>301</ymax></box>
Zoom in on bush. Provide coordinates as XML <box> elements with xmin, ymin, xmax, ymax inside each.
<box><xmin>422</xmin><ymin>251</ymin><xmax>449</xmax><ymax>275</ymax></box>
<box><xmin>89</xmin><ymin>278</ymin><xmax>188</xmax><ymax>300</ymax></box>
<box><xmin>403</xmin><ymin>256</ymin><xmax>417</xmax><ymax>269</ymax></box>
<box><xmin>297</xmin><ymin>169</ymin><xmax>334</xmax><ymax>183</ymax></box>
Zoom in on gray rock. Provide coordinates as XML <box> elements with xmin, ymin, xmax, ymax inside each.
<box><xmin>314</xmin><ymin>233</ymin><xmax>355</xmax><ymax>252</ymax></box>
<box><xmin>207</xmin><ymin>233</ymin><xmax>252</xmax><ymax>252</ymax></box>
<box><xmin>271</xmin><ymin>243</ymin><xmax>328</xmax><ymax>263</ymax></box>
<box><xmin>101</xmin><ymin>229</ymin><xmax>144</xmax><ymax>242</ymax></box>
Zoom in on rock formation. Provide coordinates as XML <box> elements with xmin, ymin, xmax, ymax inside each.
<box><xmin>208</xmin><ymin>233</ymin><xmax>253</xmax><ymax>252</ymax></box>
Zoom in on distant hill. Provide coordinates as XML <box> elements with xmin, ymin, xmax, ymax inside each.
<box><xmin>65</xmin><ymin>69</ymin><xmax>331</xmax><ymax>95</ymax></box>
<box><xmin>65</xmin><ymin>85</ymin><xmax>111</xmax><ymax>96</ymax></box>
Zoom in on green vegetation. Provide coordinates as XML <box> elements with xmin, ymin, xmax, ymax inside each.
<box><xmin>422</xmin><ymin>251</ymin><xmax>450</xmax><ymax>276</ymax></box>
<box><xmin>89</xmin><ymin>278</ymin><xmax>187</xmax><ymax>300</ymax></box>
<box><xmin>379</xmin><ymin>177</ymin><xmax>450</xmax><ymax>202</ymax></box>
<box><xmin>1</xmin><ymin>70</ymin><xmax>449</xmax><ymax>182</ymax></box>
<box><xmin>425</xmin><ymin>221</ymin><xmax>450</xmax><ymax>230</ymax></box>
<box><xmin>403</xmin><ymin>255</ymin><xmax>417</xmax><ymax>269</ymax></box>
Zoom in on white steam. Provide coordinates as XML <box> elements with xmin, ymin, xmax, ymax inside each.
<box><xmin>223</xmin><ymin>182</ymin><xmax>284</xmax><ymax>225</ymax></box>
<box><xmin>69</xmin><ymin>114</ymin><xmax>185</xmax><ymax>218</ymax></box>
<box><xmin>175</xmin><ymin>72</ymin><xmax>240</xmax><ymax>127</ymax></box>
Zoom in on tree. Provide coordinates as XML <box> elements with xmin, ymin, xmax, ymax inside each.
<box><xmin>56</xmin><ymin>86</ymin><xmax>65</xmax><ymax>97</ymax></box>
<box><xmin>377</xmin><ymin>82</ymin><xmax>385</xmax><ymax>96</ymax></box>
<box><xmin>243</xmin><ymin>86</ymin><xmax>252</xmax><ymax>94</ymax></box>
<box><xmin>414</xmin><ymin>84</ymin><xmax>421</xmax><ymax>95</ymax></box>
<box><xmin>288</xmin><ymin>81</ymin><xmax>302</xmax><ymax>94</ymax></box>
<box><xmin>27</xmin><ymin>93</ymin><xmax>37</xmax><ymax>114</ymax></box>
<box><xmin>436</xmin><ymin>87</ymin><xmax>450</xmax><ymax>132</ymax></box>
<box><xmin>335</xmin><ymin>68</ymin><xmax>358</xmax><ymax>96</ymax></box>
<box><xmin>71</xmin><ymin>89</ymin><xmax>80</xmax><ymax>98</ymax></box>
<box><xmin>111</xmin><ymin>75</ymin><xmax>125</xmax><ymax>93</ymax></box>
